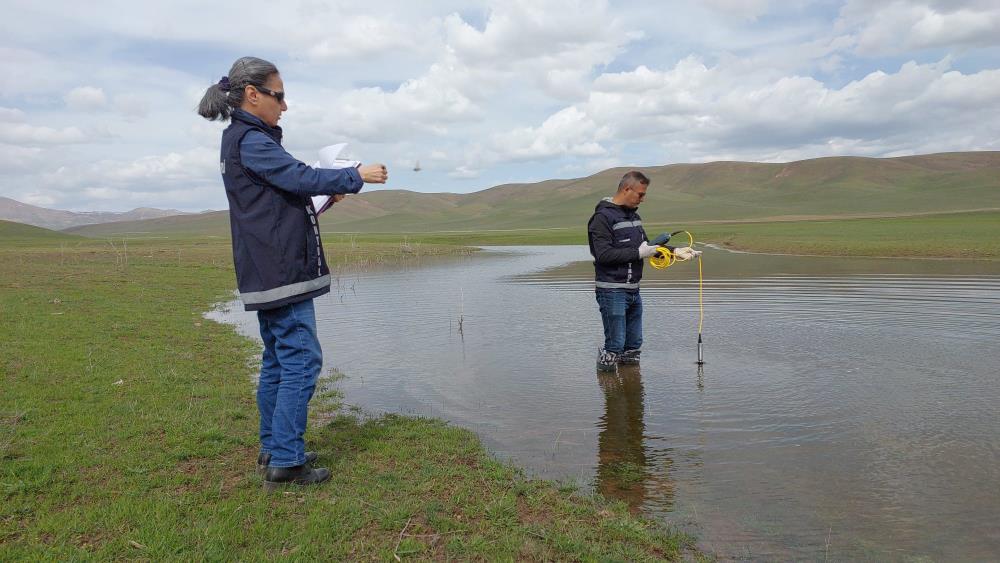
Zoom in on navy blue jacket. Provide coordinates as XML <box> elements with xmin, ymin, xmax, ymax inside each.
<box><xmin>587</xmin><ymin>198</ymin><xmax>648</xmax><ymax>291</ymax></box>
<box><xmin>220</xmin><ymin>109</ymin><xmax>362</xmax><ymax>311</ymax></box>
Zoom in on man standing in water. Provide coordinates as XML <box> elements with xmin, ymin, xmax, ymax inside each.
<box><xmin>587</xmin><ymin>171</ymin><xmax>700</xmax><ymax>372</ymax></box>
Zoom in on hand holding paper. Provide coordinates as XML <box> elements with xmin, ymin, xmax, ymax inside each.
<box><xmin>311</xmin><ymin>143</ymin><xmax>361</xmax><ymax>215</ymax></box>
<box><xmin>315</xmin><ymin>143</ymin><xmax>359</xmax><ymax>169</ymax></box>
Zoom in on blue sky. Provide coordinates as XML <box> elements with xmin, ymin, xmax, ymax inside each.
<box><xmin>2</xmin><ymin>0</ymin><xmax>998</xmax><ymax>212</ymax></box>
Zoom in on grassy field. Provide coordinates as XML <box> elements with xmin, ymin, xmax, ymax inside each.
<box><xmin>0</xmin><ymin>236</ymin><xmax>698</xmax><ymax>560</ymax></box>
<box><xmin>0</xmin><ymin>219</ymin><xmax>84</xmax><ymax>244</ymax></box>
<box><xmin>685</xmin><ymin>210</ymin><xmax>1000</xmax><ymax>259</ymax></box>
<box><xmin>63</xmin><ymin>207</ymin><xmax>1000</xmax><ymax>260</ymax></box>
<box><xmin>315</xmin><ymin>210</ymin><xmax>1000</xmax><ymax>260</ymax></box>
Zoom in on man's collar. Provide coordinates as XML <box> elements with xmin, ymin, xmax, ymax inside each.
<box><xmin>611</xmin><ymin>199</ymin><xmax>636</xmax><ymax>211</ymax></box>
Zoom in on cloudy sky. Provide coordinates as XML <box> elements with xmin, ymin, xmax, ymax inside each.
<box><xmin>2</xmin><ymin>0</ymin><xmax>999</xmax><ymax>212</ymax></box>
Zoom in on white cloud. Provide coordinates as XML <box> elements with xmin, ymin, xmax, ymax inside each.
<box><xmin>302</xmin><ymin>15</ymin><xmax>422</xmax><ymax>61</ymax></box>
<box><xmin>491</xmin><ymin>106</ymin><xmax>609</xmax><ymax>161</ymax></box>
<box><xmin>0</xmin><ymin>47</ymin><xmax>64</xmax><ymax>96</ymax></box>
<box><xmin>1</xmin><ymin>0</ymin><xmax>999</xmax><ymax>210</ymax></box>
<box><xmin>64</xmin><ymin>86</ymin><xmax>107</xmax><ymax>111</ymax></box>
<box><xmin>95</xmin><ymin>150</ymin><xmax>218</xmax><ymax>185</ymax></box>
<box><xmin>339</xmin><ymin>75</ymin><xmax>480</xmax><ymax>136</ymax></box>
<box><xmin>0</xmin><ymin>106</ymin><xmax>27</xmax><ymax>122</ymax></box>
<box><xmin>445</xmin><ymin>1</ymin><xmax>630</xmax><ymax>64</ymax></box>
<box><xmin>701</xmin><ymin>0</ymin><xmax>773</xmax><ymax>21</ymax></box>
<box><xmin>0</xmin><ymin>143</ymin><xmax>42</xmax><ymax>171</ymax></box>
<box><xmin>442</xmin><ymin>1</ymin><xmax>638</xmax><ymax>100</ymax></box>
<box><xmin>0</xmin><ymin>123</ymin><xmax>87</xmax><ymax>144</ymax></box>
<box><xmin>841</xmin><ymin>0</ymin><xmax>1000</xmax><ymax>55</ymax></box>
<box><xmin>474</xmin><ymin>57</ymin><xmax>1000</xmax><ymax>169</ymax></box>
<box><xmin>448</xmin><ymin>165</ymin><xmax>481</xmax><ymax>179</ymax></box>
<box><xmin>114</xmin><ymin>93</ymin><xmax>150</xmax><ymax>120</ymax></box>
<box><xmin>39</xmin><ymin>149</ymin><xmax>218</xmax><ymax>193</ymax></box>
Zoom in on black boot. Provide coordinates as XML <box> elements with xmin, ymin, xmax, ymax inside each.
<box><xmin>620</xmin><ymin>349</ymin><xmax>641</xmax><ymax>365</ymax></box>
<box><xmin>263</xmin><ymin>463</ymin><xmax>331</xmax><ymax>492</ymax></box>
<box><xmin>257</xmin><ymin>451</ymin><xmax>317</xmax><ymax>476</ymax></box>
<box><xmin>596</xmin><ymin>348</ymin><xmax>619</xmax><ymax>372</ymax></box>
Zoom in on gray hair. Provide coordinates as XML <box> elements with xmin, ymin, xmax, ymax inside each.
<box><xmin>197</xmin><ymin>56</ymin><xmax>279</xmax><ymax>121</ymax></box>
<box><xmin>617</xmin><ymin>170</ymin><xmax>650</xmax><ymax>192</ymax></box>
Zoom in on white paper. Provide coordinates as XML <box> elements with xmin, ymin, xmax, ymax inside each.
<box><xmin>310</xmin><ymin>143</ymin><xmax>360</xmax><ymax>215</ymax></box>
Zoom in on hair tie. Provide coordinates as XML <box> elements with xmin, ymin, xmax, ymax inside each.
<box><xmin>218</xmin><ymin>76</ymin><xmax>231</xmax><ymax>92</ymax></box>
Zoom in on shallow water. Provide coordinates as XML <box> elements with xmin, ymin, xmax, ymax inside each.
<box><xmin>208</xmin><ymin>246</ymin><xmax>1000</xmax><ymax>561</ymax></box>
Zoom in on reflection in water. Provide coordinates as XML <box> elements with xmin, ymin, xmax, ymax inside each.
<box><xmin>595</xmin><ymin>367</ymin><xmax>648</xmax><ymax>511</ymax></box>
<box><xmin>595</xmin><ymin>366</ymin><xmax>676</xmax><ymax>514</ymax></box>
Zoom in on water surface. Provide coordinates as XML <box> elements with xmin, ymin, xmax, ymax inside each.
<box><xmin>209</xmin><ymin>246</ymin><xmax>1000</xmax><ymax>561</ymax></box>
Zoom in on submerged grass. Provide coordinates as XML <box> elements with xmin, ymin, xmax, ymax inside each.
<box><xmin>0</xmin><ymin>237</ymin><xmax>699</xmax><ymax>560</ymax></box>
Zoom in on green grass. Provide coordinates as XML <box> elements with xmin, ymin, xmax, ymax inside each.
<box><xmin>63</xmin><ymin>206</ymin><xmax>1000</xmax><ymax>260</ymax></box>
<box><xmin>0</xmin><ymin>220</ymin><xmax>84</xmax><ymax>244</ymax></box>
<box><xmin>0</xmin><ymin>236</ymin><xmax>699</xmax><ymax>560</ymax></box>
<box><xmin>688</xmin><ymin>210</ymin><xmax>1000</xmax><ymax>259</ymax></box>
<box><xmin>319</xmin><ymin>210</ymin><xmax>1000</xmax><ymax>259</ymax></box>
<box><xmin>322</xmin><ymin>229</ymin><xmax>585</xmax><ymax>246</ymax></box>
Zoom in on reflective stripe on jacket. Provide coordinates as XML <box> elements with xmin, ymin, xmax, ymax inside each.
<box><xmin>587</xmin><ymin>198</ymin><xmax>647</xmax><ymax>291</ymax></box>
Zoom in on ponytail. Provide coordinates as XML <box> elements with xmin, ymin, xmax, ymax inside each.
<box><xmin>196</xmin><ymin>57</ymin><xmax>279</xmax><ymax>121</ymax></box>
<box><xmin>197</xmin><ymin>79</ymin><xmax>232</xmax><ymax>121</ymax></box>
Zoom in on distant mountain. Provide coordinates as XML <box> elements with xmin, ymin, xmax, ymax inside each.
<box><xmin>0</xmin><ymin>196</ymin><xmax>199</xmax><ymax>230</ymax></box>
<box><xmin>66</xmin><ymin>151</ymin><xmax>1000</xmax><ymax>238</ymax></box>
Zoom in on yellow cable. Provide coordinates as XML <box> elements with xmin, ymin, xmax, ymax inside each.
<box><xmin>649</xmin><ymin>247</ymin><xmax>675</xmax><ymax>269</ymax></box>
<box><xmin>698</xmin><ymin>252</ymin><xmax>704</xmax><ymax>334</ymax></box>
<box><xmin>647</xmin><ymin>230</ymin><xmax>704</xmax><ymax>333</ymax></box>
<box><xmin>648</xmin><ymin>230</ymin><xmax>693</xmax><ymax>270</ymax></box>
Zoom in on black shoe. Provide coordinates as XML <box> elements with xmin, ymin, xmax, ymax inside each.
<box><xmin>257</xmin><ymin>451</ymin><xmax>318</xmax><ymax>476</ymax></box>
<box><xmin>596</xmin><ymin>349</ymin><xmax>619</xmax><ymax>373</ymax></box>
<box><xmin>263</xmin><ymin>463</ymin><xmax>331</xmax><ymax>492</ymax></box>
<box><xmin>620</xmin><ymin>349</ymin><xmax>641</xmax><ymax>365</ymax></box>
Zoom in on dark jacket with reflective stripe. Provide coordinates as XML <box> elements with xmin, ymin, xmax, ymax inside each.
<box><xmin>587</xmin><ymin>198</ymin><xmax>647</xmax><ymax>291</ymax></box>
<box><xmin>220</xmin><ymin>111</ymin><xmax>334</xmax><ymax>311</ymax></box>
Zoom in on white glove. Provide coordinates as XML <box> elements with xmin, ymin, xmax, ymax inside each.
<box><xmin>638</xmin><ymin>241</ymin><xmax>660</xmax><ymax>259</ymax></box>
<box><xmin>673</xmin><ymin>246</ymin><xmax>702</xmax><ymax>260</ymax></box>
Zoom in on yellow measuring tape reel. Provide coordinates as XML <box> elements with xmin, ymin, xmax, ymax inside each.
<box><xmin>648</xmin><ymin>230</ymin><xmax>694</xmax><ymax>270</ymax></box>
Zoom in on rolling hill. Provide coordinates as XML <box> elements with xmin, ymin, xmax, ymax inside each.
<box><xmin>0</xmin><ymin>197</ymin><xmax>196</xmax><ymax>230</ymax></box>
<box><xmin>0</xmin><ymin>219</ymin><xmax>85</xmax><ymax>241</ymax></box>
<box><xmin>66</xmin><ymin>151</ymin><xmax>1000</xmax><ymax>237</ymax></box>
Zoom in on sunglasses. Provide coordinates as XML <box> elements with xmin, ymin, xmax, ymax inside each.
<box><xmin>253</xmin><ymin>85</ymin><xmax>285</xmax><ymax>103</ymax></box>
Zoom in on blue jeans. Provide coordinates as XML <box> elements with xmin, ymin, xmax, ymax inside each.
<box><xmin>595</xmin><ymin>289</ymin><xmax>643</xmax><ymax>354</ymax></box>
<box><xmin>256</xmin><ymin>299</ymin><xmax>323</xmax><ymax>468</ymax></box>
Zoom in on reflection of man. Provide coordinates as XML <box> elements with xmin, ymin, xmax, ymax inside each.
<box><xmin>588</xmin><ymin>171</ymin><xmax>700</xmax><ymax>372</ymax></box>
<box><xmin>596</xmin><ymin>368</ymin><xmax>648</xmax><ymax>511</ymax></box>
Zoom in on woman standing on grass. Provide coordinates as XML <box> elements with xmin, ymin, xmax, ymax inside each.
<box><xmin>198</xmin><ymin>56</ymin><xmax>388</xmax><ymax>490</ymax></box>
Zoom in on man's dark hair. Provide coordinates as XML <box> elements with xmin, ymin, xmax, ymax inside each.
<box><xmin>617</xmin><ymin>170</ymin><xmax>650</xmax><ymax>192</ymax></box>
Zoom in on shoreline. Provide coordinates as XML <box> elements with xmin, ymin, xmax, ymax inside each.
<box><xmin>0</xmin><ymin>238</ymin><xmax>701</xmax><ymax>560</ymax></box>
